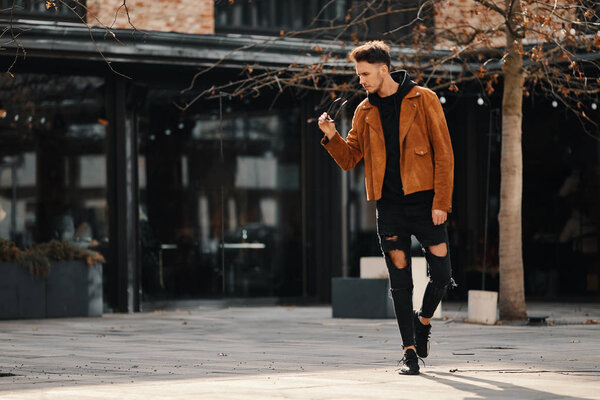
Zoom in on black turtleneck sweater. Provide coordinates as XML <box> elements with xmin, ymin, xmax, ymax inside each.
<box><xmin>369</xmin><ymin>71</ymin><xmax>434</xmax><ymax>206</ymax></box>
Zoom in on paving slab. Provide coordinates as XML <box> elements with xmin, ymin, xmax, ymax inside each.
<box><xmin>0</xmin><ymin>304</ymin><xmax>599</xmax><ymax>399</ymax></box>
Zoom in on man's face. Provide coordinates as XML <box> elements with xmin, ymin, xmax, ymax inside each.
<box><xmin>355</xmin><ymin>61</ymin><xmax>387</xmax><ymax>93</ymax></box>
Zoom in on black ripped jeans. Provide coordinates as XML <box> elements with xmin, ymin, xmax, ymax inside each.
<box><xmin>376</xmin><ymin>200</ymin><xmax>453</xmax><ymax>349</ymax></box>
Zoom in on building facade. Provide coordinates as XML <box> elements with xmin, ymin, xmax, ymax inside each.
<box><xmin>0</xmin><ymin>0</ymin><xmax>597</xmax><ymax>313</ymax></box>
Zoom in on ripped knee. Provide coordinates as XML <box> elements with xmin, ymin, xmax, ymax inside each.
<box><xmin>387</xmin><ymin>249</ymin><xmax>407</xmax><ymax>269</ymax></box>
<box><xmin>425</xmin><ymin>243</ymin><xmax>453</xmax><ymax>287</ymax></box>
<box><xmin>428</xmin><ymin>242</ymin><xmax>448</xmax><ymax>257</ymax></box>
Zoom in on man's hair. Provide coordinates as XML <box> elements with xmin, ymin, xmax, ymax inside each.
<box><xmin>348</xmin><ymin>41</ymin><xmax>391</xmax><ymax>70</ymax></box>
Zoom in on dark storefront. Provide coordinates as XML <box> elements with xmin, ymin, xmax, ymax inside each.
<box><xmin>425</xmin><ymin>89</ymin><xmax>600</xmax><ymax>300</ymax></box>
<box><xmin>136</xmin><ymin>85</ymin><xmax>304</xmax><ymax>299</ymax></box>
<box><xmin>0</xmin><ymin>73</ymin><xmax>114</xmax><ymax>299</ymax></box>
<box><xmin>0</xmin><ymin>33</ymin><xmax>345</xmax><ymax>310</ymax></box>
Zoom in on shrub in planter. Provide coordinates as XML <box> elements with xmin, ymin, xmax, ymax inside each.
<box><xmin>0</xmin><ymin>238</ymin><xmax>21</xmax><ymax>261</ymax></box>
<box><xmin>0</xmin><ymin>239</ymin><xmax>105</xmax><ymax>319</ymax></box>
<box><xmin>23</xmin><ymin>240</ymin><xmax>105</xmax><ymax>275</ymax></box>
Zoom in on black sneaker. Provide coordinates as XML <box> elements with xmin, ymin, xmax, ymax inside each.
<box><xmin>398</xmin><ymin>348</ymin><xmax>420</xmax><ymax>375</ymax></box>
<box><xmin>414</xmin><ymin>310</ymin><xmax>431</xmax><ymax>358</ymax></box>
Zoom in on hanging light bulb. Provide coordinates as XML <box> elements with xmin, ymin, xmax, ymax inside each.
<box><xmin>477</xmin><ymin>97</ymin><xmax>485</xmax><ymax>106</ymax></box>
<box><xmin>439</xmin><ymin>95</ymin><xmax>447</xmax><ymax>104</ymax></box>
<box><xmin>591</xmin><ymin>102</ymin><xmax>597</xmax><ymax>111</ymax></box>
<box><xmin>552</xmin><ymin>100</ymin><xmax>558</xmax><ymax>108</ymax></box>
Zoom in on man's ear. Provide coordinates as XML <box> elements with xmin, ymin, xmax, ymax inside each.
<box><xmin>380</xmin><ymin>63</ymin><xmax>389</xmax><ymax>75</ymax></box>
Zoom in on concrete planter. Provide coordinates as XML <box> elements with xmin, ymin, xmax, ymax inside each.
<box><xmin>0</xmin><ymin>262</ymin><xmax>45</xmax><ymax>319</ymax></box>
<box><xmin>46</xmin><ymin>261</ymin><xmax>103</xmax><ymax>318</ymax></box>
<box><xmin>0</xmin><ymin>261</ymin><xmax>103</xmax><ymax>319</ymax></box>
<box><xmin>467</xmin><ymin>290</ymin><xmax>498</xmax><ymax>324</ymax></box>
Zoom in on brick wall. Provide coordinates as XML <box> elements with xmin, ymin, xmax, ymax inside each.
<box><xmin>434</xmin><ymin>0</ymin><xmax>504</xmax><ymax>49</ymax></box>
<box><xmin>87</xmin><ymin>0</ymin><xmax>214</xmax><ymax>35</ymax></box>
<box><xmin>433</xmin><ymin>0</ymin><xmax>575</xmax><ymax>49</ymax></box>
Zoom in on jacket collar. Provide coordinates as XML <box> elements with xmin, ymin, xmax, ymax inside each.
<box><xmin>361</xmin><ymin>85</ymin><xmax>421</xmax><ymax>110</ymax></box>
<box><xmin>363</xmin><ymin>82</ymin><xmax>420</xmax><ymax>144</ymax></box>
<box><xmin>367</xmin><ymin>70</ymin><xmax>414</xmax><ymax>105</ymax></box>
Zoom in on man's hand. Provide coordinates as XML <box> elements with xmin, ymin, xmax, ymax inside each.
<box><xmin>318</xmin><ymin>112</ymin><xmax>337</xmax><ymax>139</ymax></box>
<box><xmin>432</xmin><ymin>209</ymin><xmax>447</xmax><ymax>226</ymax></box>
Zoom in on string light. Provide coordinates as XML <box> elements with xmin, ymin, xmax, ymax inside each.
<box><xmin>439</xmin><ymin>95</ymin><xmax>446</xmax><ymax>104</ymax></box>
<box><xmin>591</xmin><ymin>102</ymin><xmax>597</xmax><ymax>111</ymax></box>
<box><xmin>551</xmin><ymin>100</ymin><xmax>558</xmax><ymax>108</ymax></box>
<box><xmin>477</xmin><ymin>97</ymin><xmax>484</xmax><ymax>106</ymax></box>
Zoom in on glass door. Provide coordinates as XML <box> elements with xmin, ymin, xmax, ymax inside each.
<box><xmin>137</xmin><ymin>87</ymin><xmax>303</xmax><ymax>300</ymax></box>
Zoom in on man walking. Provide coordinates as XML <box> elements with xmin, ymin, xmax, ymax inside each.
<box><xmin>318</xmin><ymin>41</ymin><xmax>455</xmax><ymax>375</ymax></box>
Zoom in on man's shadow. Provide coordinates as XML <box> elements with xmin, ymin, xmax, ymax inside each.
<box><xmin>420</xmin><ymin>370</ymin><xmax>592</xmax><ymax>400</ymax></box>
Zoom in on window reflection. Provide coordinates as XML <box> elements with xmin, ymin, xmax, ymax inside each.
<box><xmin>139</xmin><ymin>92</ymin><xmax>302</xmax><ymax>299</ymax></box>
<box><xmin>0</xmin><ymin>0</ymin><xmax>87</xmax><ymax>22</ymax></box>
<box><xmin>0</xmin><ymin>74</ymin><xmax>108</xmax><ymax>253</ymax></box>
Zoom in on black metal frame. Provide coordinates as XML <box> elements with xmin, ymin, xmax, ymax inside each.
<box><xmin>106</xmin><ymin>77</ymin><xmax>140</xmax><ymax>313</ymax></box>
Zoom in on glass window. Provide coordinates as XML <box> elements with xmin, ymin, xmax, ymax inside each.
<box><xmin>215</xmin><ymin>0</ymin><xmax>348</xmax><ymax>32</ymax></box>
<box><xmin>0</xmin><ymin>0</ymin><xmax>86</xmax><ymax>22</ymax></box>
<box><xmin>138</xmin><ymin>88</ymin><xmax>303</xmax><ymax>299</ymax></box>
<box><xmin>214</xmin><ymin>0</ymin><xmax>427</xmax><ymax>39</ymax></box>
<box><xmin>0</xmin><ymin>73</ymin><xmax>108</xmax><ymax>252</ymax></box>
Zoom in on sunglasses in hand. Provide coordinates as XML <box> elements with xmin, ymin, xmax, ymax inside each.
<box><xmin>325</xmin><ymin>97</ymin><xmax>348</xmax><ymax>122</ymax></box>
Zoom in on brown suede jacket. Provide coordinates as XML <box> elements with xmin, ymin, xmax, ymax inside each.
<box><xmin>321</xmin><ymin>85</ymin><xmax>454</xmax><ymax>212</ymax></box>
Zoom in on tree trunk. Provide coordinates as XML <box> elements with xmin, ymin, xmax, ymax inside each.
<box><xmin>498</xmin><ymin>0</ymin><xmax>527</xmax><ymax>321</ymax></box>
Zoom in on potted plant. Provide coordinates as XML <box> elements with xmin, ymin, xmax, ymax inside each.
<box><xmin>0</xmin><ymin>239</ymin><xmax>105</xmax><ymax>319</ymax></box>
<box><xmin>0</xmin><ymin>239</ymin><xmax>45</xmax><ymax>319</ymax></box>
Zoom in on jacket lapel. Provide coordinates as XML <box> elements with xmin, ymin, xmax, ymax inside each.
<box><xmin>363</xmin><ymin>102</ymin><xmax>386</xmax><ymax>169</ymax></box>
<box><xmin>399</xmin><ymin>87</ymin><xmax>420</xmax><ymax>144</ymax></box>
<box><xmin>364</xmin><ymin>105</ymin><xmax>382</xmax><ymax>132</ymax></box>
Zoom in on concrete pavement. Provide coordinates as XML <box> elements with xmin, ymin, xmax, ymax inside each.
<box><xmin>1</xmin><ymin>303</ymin><xmax>599</xmax><ymax>399</ymax></box>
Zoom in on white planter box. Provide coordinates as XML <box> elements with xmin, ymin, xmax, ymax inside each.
<box><xmin>467</xmin><ymin>290</ymin><xmax>498</xmax><ymax>324</ymax></box>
